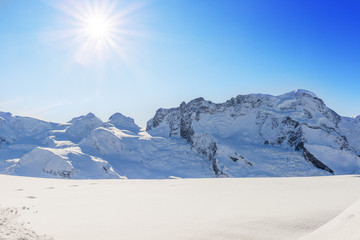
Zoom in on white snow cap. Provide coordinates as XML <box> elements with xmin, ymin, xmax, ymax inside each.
<box><xmin>108</xmin><ymin>113</ymin><xmax>140</xmax><ymax>132</ymax></box>
<box><xmin>66</xmin><ymin>113</ymin><xmax>103</xmax><ymax>142</ymax></box>
<box><xmin>293</xmin><ymin>89</ymin><xmax>318</xmax><ymax>98</ymax></box>
<box><xmin>68</xmin><ymin>112</ymin><xmax>100</xmax><ymax>123</ymax></box>
<box><xmin>0</xmin><ymin>111</ymin><xmax>51</xmax><ymax>139</ymax></box>
<box><xmin>279</xmin><ymin>89</ymin><xmax>318</xmax><ymax>99</ymax></box>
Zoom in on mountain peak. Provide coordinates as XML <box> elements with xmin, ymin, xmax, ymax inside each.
<box><xmin>185</xmin><ymin>97</ymin><xmax>207</xmax><ymax>107</ymax></box>
<box><xmin>108</xmin><ymin>113</ymin><xmax>140</xmax><ymax>132</ymax></box>
<box><xmin>65</xmin><ymin>113</ymin><xmax>103</xmax><ymax>142</ymax></box>
<box><xmin>0</xmin><ymin>112</ymin><xmax>13</xmax><ymax>119</ymax></box>
<box><xmin>68</xmin><ymin>112</ymin><xmax>99</xmax><ymax>123</ymax></box>
<box><xmin>282</xmin><ymin>89</ymin><xmax>318</xmax><ymax>98</ymax></box>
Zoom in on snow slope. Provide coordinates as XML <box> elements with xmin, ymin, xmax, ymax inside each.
<box><xmin>0</xmin><ymin>89</ymin><xmax>359</xmax><ymax>179</ymax></box>
<box><xmin>1</xmin><ymin>174</ymin><xmax>360</xmax><ymax>240</ymax></box>
<box><xmin>80</xmin><ymin>126</ymin><xmax>213</xmax><ymax>179</ymax></box>
<box><xmin>300</xmin><ymin>195</ymin><xmax>360</xmax><ymax>240</ymax></box>
<box><xmin>14</xmin><ymin>147</ymin><xmax>120</xmax><ymax>179</ymax></box>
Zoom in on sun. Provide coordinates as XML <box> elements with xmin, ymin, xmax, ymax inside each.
<box><xmin>47</xmin><ymin>0</ymin><xmax>146</xmax><ymax>65</ymax></box>
<box><xmin>85</xmin><ymin>17</ymin><xmax>111</xmax><ymax>40</ymax></box>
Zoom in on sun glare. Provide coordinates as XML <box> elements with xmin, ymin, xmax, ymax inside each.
<box><xmin>48</xmin><ymin>0</ymin><xmax>145</xmax><ymax>65</ymax></box>
<box><xmin>85</xmin><ymin>17</ymin><xmax>110</xmax><ymax>39</ymax></box>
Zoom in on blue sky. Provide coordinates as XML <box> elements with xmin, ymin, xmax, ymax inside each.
<box><xmin>0</xmin><ymin>0</ymin><xmax>359</xmax><ymax>126</ymax></box>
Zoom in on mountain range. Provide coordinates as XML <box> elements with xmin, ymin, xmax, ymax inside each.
<box><xmin>1</xmin><ymin>89</ymin><xmax>359</xmax><ymax>179</ymax></box>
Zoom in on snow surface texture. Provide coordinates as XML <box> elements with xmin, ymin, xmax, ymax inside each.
<box><xmin>1</xmin><ymin>174</ymin><xmax>360</xmax><ymax>240</ymax></box>
<box><xmin>300</xmin><ymin>196</ymin><xmax>360</xmax><ymax>240</ymax></box>
<box><xmin>0</xmin><ymin>206</ymin><xmax>53</xmax><ymax>240</ymax></box>
<box><xmin>1</xmin><ymin>89</ymin><xmax>360</xmax><ymax>179</ymax></box>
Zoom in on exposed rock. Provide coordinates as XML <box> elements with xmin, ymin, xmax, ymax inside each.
<box><xmin>294</xmin><ymin>141</ymin><xmax>334</xmax><ymax>173</ymax></box>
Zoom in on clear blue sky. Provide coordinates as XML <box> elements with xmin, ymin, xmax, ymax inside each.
<box><xmin>0</xmin><ymin>0</ymin><xmax>359</xmax><ymax>126</ymax></box>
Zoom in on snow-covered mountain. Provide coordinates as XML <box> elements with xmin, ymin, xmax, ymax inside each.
<box><xmin>147</xmin><ymin>89</ymin><xmax>360</xmax><ymax>177</ymax></box>
<box><xmin>0</xmin><ymin>112</ymin><xmax>212</xmax><ymax>179</ymax></box>
<box><xmin>1</xmin><ymin>89</ymin><xmax>359</xmax><ymax>179</ymax></box>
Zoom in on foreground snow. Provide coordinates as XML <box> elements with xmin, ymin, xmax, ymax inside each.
<box><xmin>300</xmin><ymin>195</ymin><xmax>360</xmax><ymax>240</ymax></box>
<box><xmin>1</xmin><ymin>175</ymin><xmax>360</xmax><ymax>240</ymax></box>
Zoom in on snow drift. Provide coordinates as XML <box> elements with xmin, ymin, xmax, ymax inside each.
<box><xmin>300</xmin><ymin>196</ymin><xmax>360</xmax><ymax>240</ymax></box>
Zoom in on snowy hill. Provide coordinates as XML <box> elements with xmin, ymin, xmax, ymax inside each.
<box><xmin>0</xmin><ymin>89</ymin><xmax>359</xmax><ymax>179</ymax></box>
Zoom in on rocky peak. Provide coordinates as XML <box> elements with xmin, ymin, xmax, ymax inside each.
<box><xmin>147</xmin><ymin>89</ymin><xmax>335</xmax><ymax>137</ymax></box>
<box><xmin>0</xmin><ymin>112</ymin><xmax>13</xmax><ymax>120</ymax></box>
<box><xmin>147</xmin><ymin>89</ymin><xmax>360</xmax><ymax>176</ymax></box>
<box><xmin>291</xmin><ymin>89</ymin><xmax>318</xmax><ymax>98</ymax></box>
<box><xmin>184</xmin><ymin>97</ymin><xmax>206</xmax><ymax>108</ymax></box>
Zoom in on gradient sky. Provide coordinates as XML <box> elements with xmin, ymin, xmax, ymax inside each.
<box><xmin>0</xmin><ymin>0</ymin><xmax>359</xmax><ymax>127</ymax></box>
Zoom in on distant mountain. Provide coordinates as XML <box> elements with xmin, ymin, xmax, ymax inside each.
<box><xmin>1</xmin><ymin>90</ymin><xmax>359</xmax><ymax>179</ymax></box>
<box><xmin>147</xmin><ymin>89</ymin><xmax>360</xmax><ymax>177</ymax></box>
<box><xmin>0</xmin><ymin>112</ymin><xmax>211</xmax><ymax>179</ymax></box>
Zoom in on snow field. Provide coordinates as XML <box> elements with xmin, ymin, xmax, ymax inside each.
<box><xmin>1</xmin><ymin>175</ymin><xmax>360</xmax><ymax>240</ymax></box>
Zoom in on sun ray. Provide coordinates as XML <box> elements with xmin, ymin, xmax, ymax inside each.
<box><xmin>45</xmin><ymin>0</ymin><xmax>146</xmax><ymax>66</ymax></box>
